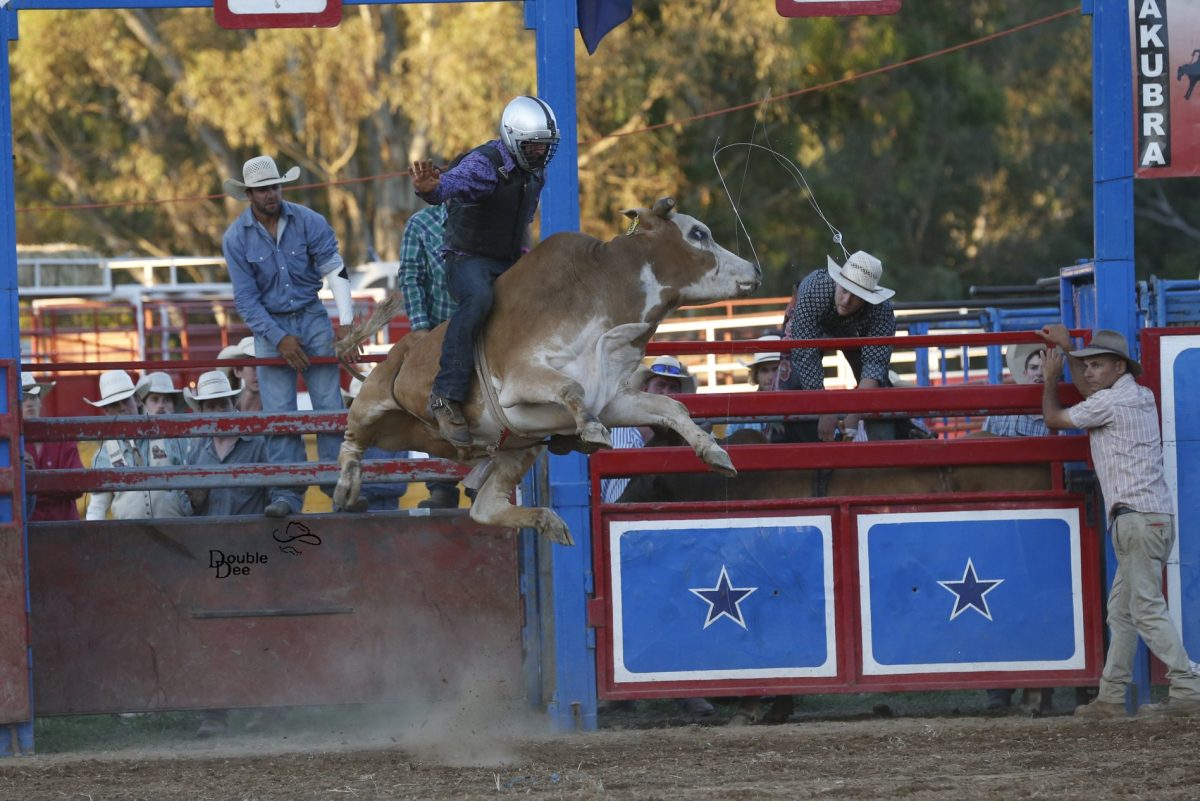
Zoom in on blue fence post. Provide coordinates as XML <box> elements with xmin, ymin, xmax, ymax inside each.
<box><xmin>1088</xmin><ymin>0</ymin><xmax>1152</xmax><ymax>711</ymax></box>
<box><xmin>0</xmin><ymin>3</ymin><xmax>35</xmax><ymax>756</ymax></box>
<box><xmin>527</xmin><ymin>0</ymin><xmax>597</xmax><ymax>732</ymax></box>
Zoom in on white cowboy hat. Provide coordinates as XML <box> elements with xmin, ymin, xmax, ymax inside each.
<box><xmin>223</xmin><ymin>156</ymin><xmax>300</xmax><ymax>200</ymax></box>
<box><xmin>84</xmin><ymin>370</ymin><xmax>138</xmax><ymax>407</ymax></box>
<box><xmin>135</xmin><ymin>371</ymin><xmax>183</xmax><ymax>400</ymax></box>
<box><xmin>184</xmin><ymin>370</ymin><xmax>243</xmax><ymax>410</ymax></box>
<box><xmin>738</xmin><ymin>335</ymin><xmax>782</xmax><ymax>370</ymax></box>
<box><xmin>632</xmin><ymin>355</ymin><xmax>697</xmax><ymax>394</ymax></box>
<box><xmin>21</xmin><ymin>371</ymin><xmax>56</xmax><ymax>397</ymax></box>
<box><xmin>218</xmin><ymin>336</ymin><xmax>257</xmax><ymax>380</ymax></box>
<box><xmin>827</xmin><ymin>251</ymin><xmax>895</xmax><ymax>304</ymax></box>
<box><xmin>1069</xmin><ymin>329</ymin><xmax>1142</xmax><ymax>377</ymax></box>
<box><xmin>1005</xmin><ymin>343</ymin><xmax>1046</xmax><ymax>385</ymax></box>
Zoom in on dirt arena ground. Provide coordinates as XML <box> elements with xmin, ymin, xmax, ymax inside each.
<box><xmin>5</xmin><ymin>697</ymin><xmax>1198</xmax><ymax>801</ymax></box>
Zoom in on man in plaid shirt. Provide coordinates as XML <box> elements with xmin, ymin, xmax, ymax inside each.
<box><xmin>398</xmin><ymin>204</ymin><xmax>454</xmax><ymax>332</ymax></box>
<box><xmin>776</xmin><ymin>250</ymin><xmax>897</xmax><ymax>443</ymax></box>
<box><xmin>397</xmin><ymin>204</ymin><xmax>461</xmax><ymax>509</ymax></box>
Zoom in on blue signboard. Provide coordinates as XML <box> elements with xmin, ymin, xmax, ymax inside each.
<box><xmin>609</xmin><ymin>516</ymin><xmax>836</xmax><ymax>682</ymax></box>
<box><xmin>1160</xmin><ymin>335</ymin><xmax>1200</xmax><ymax>667</ymax></box>
<box><xmin>858</xmin><ymin>509</ymin><xmax>1085</xmax><ymax>675</ymax></box>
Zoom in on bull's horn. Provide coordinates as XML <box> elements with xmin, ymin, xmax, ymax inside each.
<box><xmin>652</xmin><ymin>197</ymin><xmax>675</xmax><ymax>218</ymax></box>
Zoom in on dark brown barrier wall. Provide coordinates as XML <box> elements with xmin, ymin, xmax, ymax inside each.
<box><xmin>27</xmin><ymin>512</ymin><xmax>521</xmax><ymax>715</ymax></box>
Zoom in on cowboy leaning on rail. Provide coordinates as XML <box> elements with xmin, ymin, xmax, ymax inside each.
<box><xmin>85</xmin><ymin>370</ymin><xmax>187</xmax><ymax>521</ymax></box>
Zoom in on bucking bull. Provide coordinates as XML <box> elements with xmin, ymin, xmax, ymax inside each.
<box><xmin>332</xmin><ymin>198</ymin><xmax>761</xmax><ymax>545</ymax></box>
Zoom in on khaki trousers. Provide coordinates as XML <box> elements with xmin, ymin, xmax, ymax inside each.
<box><xmin>1098</xmin><ymin>511</ymin><xmax>1200</xmax><ymax>703</ymax></box>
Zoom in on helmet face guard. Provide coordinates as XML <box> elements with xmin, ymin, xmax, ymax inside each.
<box><xmin>500</xmin><ymin>96</ymin><xmax>561</xmax><ymax>172</ymax></box>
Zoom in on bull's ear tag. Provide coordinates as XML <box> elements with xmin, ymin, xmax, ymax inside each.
<box><xmin>625</xmin><ymin>217</ymin><xmax>640</xmax><ymax>235</ymax></box>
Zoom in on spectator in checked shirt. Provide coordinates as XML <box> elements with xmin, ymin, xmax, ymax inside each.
<box><xmin>398</xmin><ymin>204</ymin><xmax>454</xmax><ymax>333</ymax></box>
<box><xmin>397</xmin><ymin>204</ymin><xmax>463</xmax><ymax>510</ymax></box>
<box><xmin>775</xmin><ymin>251</ymin><xmax>897</xmax><ymax>443</ymax></box>
<box><xmin>979</xmin><ymin>343</ymin><xmax>1056</xmax><ymax>439</ymax></box>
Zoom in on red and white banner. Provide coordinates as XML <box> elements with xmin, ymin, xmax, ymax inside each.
<box><xmin>776</xmin><ymin>1</ymin><xmax>902</xmax><ymax>18</ymax></box>
<box><xmin>1131</xmin><ymin>0</ymin><xmax>1200</xmax><ymax>178</ymax></box>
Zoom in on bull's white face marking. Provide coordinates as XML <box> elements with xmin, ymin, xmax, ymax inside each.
<box><xmin>639</xmin><ymin>263</ymin><xmax>667</xmax><ymax>321</ymax></box>
<box><xmin>670</xmin><ymin>213</ymin><xmax>761</xmax><ymax>302</ymax></box>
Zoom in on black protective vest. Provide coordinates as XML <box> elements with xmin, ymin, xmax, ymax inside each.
<box><xmin>443</xmin><ymin>144</ymin><xmax>544</xmax><ymax>263</ymax></box>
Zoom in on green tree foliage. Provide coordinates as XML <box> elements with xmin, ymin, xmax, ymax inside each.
<box><xmin>11</xmin><ymin>2</ymin><xmax>1196</xmax><ymax>296</ymax></box>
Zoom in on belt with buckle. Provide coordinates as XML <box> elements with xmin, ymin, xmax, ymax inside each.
<box><xmin>1110</xmin><ymin>504</ymin><xmax>1138</xmax><ymax>521</ymax></box>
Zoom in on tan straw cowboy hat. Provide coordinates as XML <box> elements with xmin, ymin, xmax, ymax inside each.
<box><xmin>827</xmin><ymin>251</ymin><xmax>895</xmax><ymax>304</ymax></box>
<box><xmin>1069</xmin><ymin>329</ymin><xmax>1142</xmax><ymax>377</ymax></box>
<box><xmin>223</xmin><ymin>156</ymin><xmax>300</xmax><ymax>200</ymax></box>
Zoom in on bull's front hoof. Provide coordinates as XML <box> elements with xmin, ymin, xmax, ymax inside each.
<box><xmin>703</xmin><ymin>446</ymin><xmax>737</xmax><ymax>477</ymax></box>
<box><xmin>579</xmin><ymin>421</ymin><xmax>612</xmax><ymax>450</ymax></box>
<box><xmin>537</xmin><ymin>510</ymin><xmax>575</xmax><ymax>546</ymax></box>
<box><xmin>332</xmin><ymin>461</ymin><xmax>361</xmax><ymax>511</ymax></box>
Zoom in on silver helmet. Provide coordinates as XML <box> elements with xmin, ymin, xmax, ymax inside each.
<box><xmin>499</xmin><ymin>96</ymin><xmax>560</xmax><ymax>172</ymax></box>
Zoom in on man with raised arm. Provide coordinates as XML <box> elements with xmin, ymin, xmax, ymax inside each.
<box><xmin>1039</xmin><ymin>323</ymin><xmax>1200</xmax><ymax>718</ymax></box>
<box><xmin>411</xmin><ymin>95</ymin><xmax>561</xmax><ymax>446</ymax></box>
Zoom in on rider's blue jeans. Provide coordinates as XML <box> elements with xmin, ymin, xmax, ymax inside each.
<box><xmin>431</xmin><ymin>253</ymin><xmax>512</xmax><ymax>403</ymax></box>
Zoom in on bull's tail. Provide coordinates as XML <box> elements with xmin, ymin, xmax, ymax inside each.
<box><xmin>335</xmin><ymin>292</ymin><xmax>406</xmax><ymax>380</ymax></box>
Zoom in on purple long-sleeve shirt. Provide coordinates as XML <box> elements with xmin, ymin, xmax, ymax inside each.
<box><xmin>416</xmin><ymin>140</ymin><xmax>542</xmax><ymax>259</ymax></box>
<box><xmin>417</xmin><ymin>140</ymin><xmax>521</xmax><ymax>206</ymax></box>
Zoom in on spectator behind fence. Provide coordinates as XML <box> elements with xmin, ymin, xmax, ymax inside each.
<box><xmin>136</xmin><ymin>371</ymin><xmax>187</xmax><ymax>415</ymax></box>
<box><xmin>222</xmin><ymin>155</ymin><xmax>357</xmax><ymax>519</ymax></box>
<box><xmin>775</xmin><ymin>251</ymin><xmax>908</xmax><ymax>443</ymax></box>
<box><xmin>414</xmin><ymin>95</ymin><xmax>560</xmax><ymax>447</ymax></box>
<box><xmin>976</xmin><ymin>343</ymin><xmax>1058</xmax><ymax>713</ymax></box>
<box><xmin>1039</xmin><ymin>325</ymin><xmax>1200</xmax><ymax>719</ymax></box>
<box><xmin>397</xmin><ymin>203</ymin><xmax>460</xmax><ymax>510</ymax></box>
<box><xmin>218</xmin><ymin>336</ymin><xmax>262</xmax><ymax>412</ymax></box>
<box><xmin>340</xmin><ymin>377</ymin><xmax>411</xmax><ymax>512</ymax></box>
<box><xmin>21</xmin><ymin>372</ymin><xmax>84</xmax><ymax>522</ymax></box>
<box><xmin>178</xmin><ymin>371</ymin><xmax>270</xmax><ymax>518</ymax></box>
<box><xmin>85</xmin><ymin>370</ymin><xmax>185</xmax><ymax>521</ymax></box>
<box><xmin>600</xmin><ymin>356</ymin><xmax>698</xmax><ymax>504</ymax></box>
<box><xmin>979</xmin><ymin>343</ymin><xmax>1053</xmax><ymax>439</ymax></box>
<box><xmin>725</xmin><ymin>334</ymin><xmax>781</xmax><ymax>439</ymax></box>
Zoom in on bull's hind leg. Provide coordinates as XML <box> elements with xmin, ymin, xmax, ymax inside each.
<box><xmin>497</xmin><ymin>368</ymin><xmax>611</xmax><ymax>449</ymax></box>
<box><xmin>601</xmin><ymin>391</ymin><xmax>736</xmax><ymax>476</ymax></box>
<box><xmin>470</xmin><ymin>446</ymin><xmax>573</xmax><ymax>546</ymax></box>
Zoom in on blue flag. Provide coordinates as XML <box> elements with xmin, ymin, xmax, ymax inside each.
<box><xmin>577</xmin><ymin>0</ymin><xmax>633</xmax><ymax>55</ymax></box>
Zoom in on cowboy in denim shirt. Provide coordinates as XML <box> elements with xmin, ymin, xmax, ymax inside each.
<box><xmin>222</xmin><ymin>155</ymin><xmax>359</xmax><ymax>518</ymax></box>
